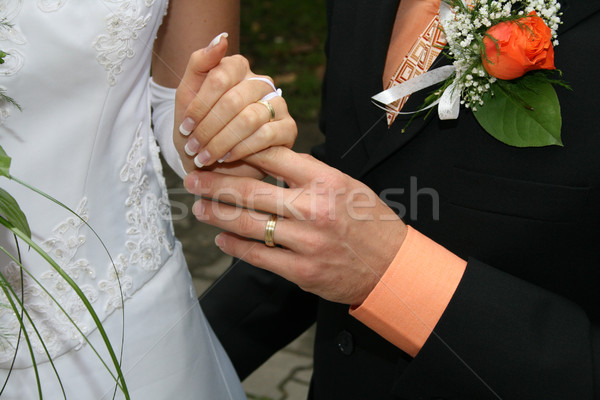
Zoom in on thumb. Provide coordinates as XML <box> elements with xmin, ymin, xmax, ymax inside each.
<box><xmin>178</xmin><ymin>32</ymin><xmax>229</xmax><ymax>98</ymax></box>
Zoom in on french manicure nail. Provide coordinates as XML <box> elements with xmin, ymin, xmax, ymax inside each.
<box><xmin>184</xmin><ymin>138</ymin><xmax>201</xmax><ymax>156</ymax></box>
<box><xmin>207</xmin><ymin>32</ymin><xmax>229</xmax><ymax>50</ymax></box>
<box><xmin>179</xmin><ymin>117</ymin><xmax>195</xmax><ymax>136</ymax></box>
<box><xmin>218</xmin><ymin>152</ymin><xmax>231</xmax><ymax>163</ymax></box>
<box><xmin>194</xmin><ymin>149</ymin><xmax>211</xmax><ymax>168</ymax></box>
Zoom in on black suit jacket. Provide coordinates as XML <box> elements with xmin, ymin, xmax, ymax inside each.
<box><xmin>202</xmin><ymin>1</ymin><xmax>600</xmax><ymax>398</ymax></box>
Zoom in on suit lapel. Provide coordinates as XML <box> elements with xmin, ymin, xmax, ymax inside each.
<box><xmin>358</xmin><ymin>48</ymin><xmax>453</xmax><ymax>178</ymax></box>
<box><xmin>347</xmin><ymin>0</ymin><xmax>399</xmax><ymax>158</ymax></box>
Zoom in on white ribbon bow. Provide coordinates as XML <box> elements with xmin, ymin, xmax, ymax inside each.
<box><xmin>371</xmin><ymin>2</ymin><xmax>463</xmax><ymax>121</ymax></box>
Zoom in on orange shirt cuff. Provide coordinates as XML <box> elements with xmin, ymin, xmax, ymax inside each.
<box><xmin>349</xmin><ymin>226</ymin><xmax>466</xmax><ymax>357</ymax></box>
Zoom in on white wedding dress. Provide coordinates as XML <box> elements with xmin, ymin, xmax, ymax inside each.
<box><xmin>0</xmin><ymin>1</ymin><xmax>245</xmax><ymax>399</ymax></box>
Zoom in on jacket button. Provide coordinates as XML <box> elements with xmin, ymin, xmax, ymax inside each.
<box><xmin>336</xmin><ymin>330</ymin><xmax>354</xmax><ymax>355</ymax></box>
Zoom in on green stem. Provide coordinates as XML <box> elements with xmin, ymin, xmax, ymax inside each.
<box><xmin>0</xmin><ymin>237</ymin><xmax>24</xmax><ymax>395</ymax></box>
<box><xmin>0</xmin><ymin>218</ymin><xmax>129</xmax><ymax>398</ymax></box>
<box><xmin>0</xmin><ymin>283</ymin><xmax>43</xmax><ymax>399</ymax></box>
<box><xmin>9</xmin><ymin>174</ymin><xmax>127</xmax><ymax>395</ymax></box>
<box><xmin>0</xmin><ymin>268</ymin><xmax>69</xmax><ymax>399</ymax></box>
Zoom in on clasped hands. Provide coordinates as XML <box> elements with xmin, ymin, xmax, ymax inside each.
<box><xmin>176</xmin><ymin>36</ymin><xmax>407</xmax><ymax>306</ymax></box>
<box><xmin>173</xmin><ymin>33</ymin><xmax>296</xmax><ymax>177</ymax></box>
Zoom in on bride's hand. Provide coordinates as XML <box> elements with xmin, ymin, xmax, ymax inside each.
<box><xmin>174</xmin><ymin>33</ymin><xmax>297</xmax><ymax>176</ymax></box>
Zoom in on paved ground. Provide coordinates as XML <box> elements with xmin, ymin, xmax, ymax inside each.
<box><xmin>163</xmin><ymin>121</ymin><xmax>324</xmax><ymax>400</ymax></box>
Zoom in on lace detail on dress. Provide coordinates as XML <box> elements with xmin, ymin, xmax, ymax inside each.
<box><xmin>0</xmin><ymin>198</ymin><xmax>99</xmax><ymax>362</ymax></box>
<box><xmin>36</xmin><ymin>0</ymin><xmax>67</xmax><ymax>12</ymax></box>
<box><xmin>0</xmin><ymin>120</ymin><xmax>175</xmax><ymax>361</ymax></box>
<box><xmin>0</xmin><ymin>86</ymin><xmax>14</xmax><ymax>124</ymax></box>
<box><xmin>96</xmin><ymin>122</ymin><xmax>173</xmax><ymax>314</ymax></box>
<box><xmin>0</xmin><ymin>0</ymin><xmax>26</xmax><ymax>124</ymax></box>
<box><xmin>0</xmin><ymin>0</ymin><xmax>26</xmax><ymax>45</ymax></box>
<box><xmin>148</xmin><ymin>124</ymin><xmax>176</xmax><ymax>236</ymax></box>
<box><xmin>94</xmin><ymin>1</ymin><xmax>153</xmax><ymax>86</ymax></box>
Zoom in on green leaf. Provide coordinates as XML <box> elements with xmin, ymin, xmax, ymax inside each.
<box><xmin>0</xmin><ymin>188</ymin><xmax>31</xmax><ymax>238</ymax></box>
<box><xmin>473</xmin><ymin>75</ymin><xmax>562</xmax><ymax>147</ymax></box>
<box><xmin>0</xmin><ymin>145</ymin><xmax>11</xmax><ymax>178</ymax></box>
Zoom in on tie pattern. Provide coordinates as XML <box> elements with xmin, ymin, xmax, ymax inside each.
<box><xmin>386</xmin><ymin>15</ymin><xmax>447</xmax><ymax>126</ymax></box>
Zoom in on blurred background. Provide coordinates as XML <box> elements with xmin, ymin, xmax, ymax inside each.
<box><xmin>162</xmin><ymin>1</ymin><xmax>327</xmax><ymax>399</ymax></box>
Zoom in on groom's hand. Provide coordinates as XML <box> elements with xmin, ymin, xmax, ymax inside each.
<box><xmin>184</xmin><ymin>147</ymin><xmax>407</xmax><ymax>306</ymax></box>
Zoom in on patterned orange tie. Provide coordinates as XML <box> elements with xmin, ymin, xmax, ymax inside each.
<box><xmin>385</xmin><ymin>14</ymin><xmax>447</xmax><ymax>126</ymax></box>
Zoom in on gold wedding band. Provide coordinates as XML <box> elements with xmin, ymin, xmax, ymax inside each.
<box><xmin>264</xmin><ymin>214</ymin><xmax>278</xmax><ymax>247</ymax></box>
<box><xmin>257</xmin><ymin>100</ymin><xmax>275</xmax><ymax>122</ymax></box>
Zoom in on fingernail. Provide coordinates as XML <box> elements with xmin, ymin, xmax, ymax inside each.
<box><xmin>184</xmin><ymin>173</ymin><xmax>198</xmax><ymax>190</ymax></box>
<box><xmin>179</xmin><ymin>117</ymin><xmax>195</xmax><ymax>136</ymax></box>
<box><xmin>192</xmin><ymin>201</ymin><xmax>205</xmax><ymax>216</ymax></box>
<box><xmin>194</xmin><ymin>149</ymin><xmax>211</xmax><ymax>168</ymax></box>
<box><xmin>215</xmin><ymin>234</ymin><xmax>225</xmax><ymax>248</ymax></box>
<box><xmin>218</xmin><ymin>152</ymin><xmax>231</xmax><ymax>163</ymax></box>
<box><xmin>184</xmin><ymin>138</ymin><xmax>201</xmax><ymax>156</ymax></box>
<box><xmin>207</xmin><ymin>32</ymin><xmax>228</xmax><ymax>50</ymax></box>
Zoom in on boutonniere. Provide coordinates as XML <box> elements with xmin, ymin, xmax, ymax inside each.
<box><xmin>373</xmin><ymin>0</ymin><xmax>567</xmax><ymax>148</ymax></box>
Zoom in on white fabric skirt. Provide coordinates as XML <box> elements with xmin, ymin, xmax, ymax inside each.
<box><xmin>0</xmin><ymin>242</ymin><xmax>246</xmax><ymax>400</ymax></box>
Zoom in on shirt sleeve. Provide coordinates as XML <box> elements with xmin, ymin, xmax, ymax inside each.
<box><xmin>349</xmin><ymin>226</ymin><xmax>467</xmax><ymax>357</ymax></box>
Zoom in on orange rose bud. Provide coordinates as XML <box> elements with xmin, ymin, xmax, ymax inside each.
<box><xmin>482</xmin><ymin>12</ymin><xmax>555</xmax><ymax>80</ymax></box>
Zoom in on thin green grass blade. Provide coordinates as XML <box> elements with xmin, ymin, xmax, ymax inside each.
<box><xmin>0</xmin><ymin>218</ymin><xmax>129</xmax><ymax>398</ymax></box>
<box><xmin>9</xmin><ymin>176</ymin><xmax>126</xmax><ymax>360</ymax></box>
<box><xmin>0</xmin><ymin>284</ymin><xmax>42</xmax><ymax>399</ymax></box>
<box><xmin>0</xmin><ymin>244</ymin><xmax>124</xmax><ymax>392</ymax></box>
<box><xmin>9</xmin><ymin>175</ymin><xmax>128</xmax><ymax>398</ymax></box>
<box><xmin>0</xmin><ymin>270</ymin><xmax>67</xmax><ymax>399</ymax></box>
<box><xmin>0</xmin><ymin>237</ymin><xmax>24</xmax><ymax>395</ymax></box>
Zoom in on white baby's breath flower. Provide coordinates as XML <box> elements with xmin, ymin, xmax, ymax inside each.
<box><xmin>441</xmin><ymin>0</ymin><xmax>560</xmax><ymax>110</ymax></box>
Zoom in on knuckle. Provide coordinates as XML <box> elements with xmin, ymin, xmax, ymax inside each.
<box><xmin>237</xmin><ymin>214</ymin><xmax>256</xmax><ymax>237</ymax></box>
<box><xmin>262</xmin><ymin>145</ymin><xmax>286</xmax><ymax>164</ymax></box>
<box><xmin>203</xmin><ymin>141</ymin><xmax>227</xmax><ymax>160</ymax></box>
<box><xmin>327</xmin><ymin>174</ymin><xmax>347</xmax><ymax>189</ymax></box>
<box><xmin>238</xmin><ymin>55</ymin><xmax>250</xmax><ymax>69</ymax></box>
<box><xmin>237</xmin><ymin>180</ymin><xmax>256</xmax><ymax>202</ymax></box>
<box><xmin>283</xmin><ymin>120</ymin><xmax>298</xmax><ymax>147</ymax></box>
<box><xmin>223</xmin><ymin>55</ymin><xmax>250</xmax><ymax>74</ymax></box>
<box><xmin>256</xmin><ymin>124</ymin><xmax>276</xmax><ymax>144</ymax></box>
<box><xmin>240</xmin><ymin>106</ymin><xmax>262</xmax><ymax>127</ymax></box>
<box><xmin>302</xmin><ymin>235</ymin><xmax>322</xmax><ymax>255</ymax></box>
<box><xmin>189</xmin><ymin>98</ymin><xmax>210</xmax><ymax>119</ymax></box>
<box><xmin>221</xmin><ymin>89</ymin><xmax>245</xmax><ymax>111</ymax></box>
<box><xmin>246</xmin><ymin>244</ymin><xmax>269</xmax><ymax>266</ymax></box>
<box><xmin>254</xmin><ymin>74</ymin><xmax>275</xmax><ymax>86</ymax></box>
<box><xmin>313</xmin><ymin>207</ymin><xmax>333</xmax><ymax>229</ymax></box>
<box><xmin>206</xmin><ymin>69</ymin><xmax>231</xmax><ymax>92</ymax></box>
<box><xmin>229</xmin><ymin>54</ymin><xmax>248</xmax><ymax>66</ymax></box>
